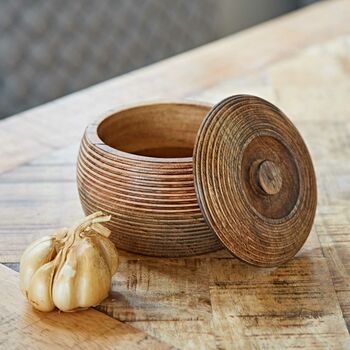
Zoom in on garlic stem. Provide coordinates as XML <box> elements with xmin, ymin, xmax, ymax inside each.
<box><xmin>89</xmin><ymin>223</ymin><xmax>111</xmax><ymax>238</ymax></box>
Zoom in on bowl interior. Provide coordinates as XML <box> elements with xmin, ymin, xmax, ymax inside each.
<box><xmin>97</xmin><ymin>103</ymin><xmax>210</xmax><ymax>158</ymax></box>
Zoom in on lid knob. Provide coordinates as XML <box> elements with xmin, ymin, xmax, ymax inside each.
<box><xmin>256</xmin><ymin>160</ymin><xmax>283</xmax><ymax>195</ymax></box>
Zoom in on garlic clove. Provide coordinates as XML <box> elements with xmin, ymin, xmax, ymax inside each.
<box><xmin>20</xmin><ymin>235</ymin><xmax>56</xmax><ymax>296</ymax></box>
<box><xmin>91</xmin><ymin>234</ymin><xmax>119</xmax><ymax>276</ymax></box>
<box><xmin>27</xmin><ymin>260</ymin><xmax>56</xmax><ymax>312</ymax></box>
<box><xmin>52</xmin><ymin>237</ymin><xmax>112</xmax><ymax>312</ymax></box>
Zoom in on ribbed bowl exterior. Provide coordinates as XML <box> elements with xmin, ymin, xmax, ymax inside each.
<box><xmin>77</xmin><ymin>112</ymin><xmax>222</xmax><ymax>257</ymax></box>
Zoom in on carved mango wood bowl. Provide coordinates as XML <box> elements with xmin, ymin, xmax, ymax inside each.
<box><xmin>77</xmin><ymin>102</ymin><xmax>223</xmax><ymax>257</ymax></box>
<box><xmin>77</xmin><ymin>96</ymin><xmax>317</xmax><ymax>265</ymax></box>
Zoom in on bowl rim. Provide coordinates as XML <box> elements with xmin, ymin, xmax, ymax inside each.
<box><xmin>85</xmin><ymin>100</ymin><xmax>212</xmax><ymax>164</ymax></box>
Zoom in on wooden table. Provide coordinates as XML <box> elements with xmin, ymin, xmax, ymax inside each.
<box><xmin>1</xmin><ymin>1</ymin><xmax>350</xmax><ymax>348</ymax></box>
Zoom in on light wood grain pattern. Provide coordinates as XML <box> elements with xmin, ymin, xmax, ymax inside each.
<box><xmin>97</xmin><ymin>257</ymin><xmax>212</xmax><ymax>322</ymax></box>
<box><xmin>0</xmin><ymin>264</ymin><xmax>173</xmax><ymax>349</ymax></box>
<box><xmin>1</xmin><ymin>1</ymin><xmax>350</xmax><ymax>348</ymax></box>
<box><xmin>208</xmin><ymin>257</ymin><xmax>349</xmax><ymax>349</ymax></box>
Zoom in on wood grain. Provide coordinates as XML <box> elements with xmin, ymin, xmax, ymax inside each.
<box><xmin>0</xmin><ymin>264</ymin><xmax>174</xmax><ymax>349</ymax></box>
<box><xmin>1</xmin><ymin>1</ymin><xmax>350</xmax><ymax>348</ymax></box>
<box><xmin>208</xmin><ymin>257</ymin><xmax>349</xmax><ymax>349</ymax></box>
<box><xmin>96</xmin><ymin>257</ymin><xmax>212</xmax><ymax>322</ymax></box>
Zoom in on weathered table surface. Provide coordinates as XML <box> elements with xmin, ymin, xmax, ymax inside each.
<box><xmin>0</xmin><ymin>264</ymin><xmax>172</xmax><ymax>349</ymax></box>
<box><xmin>1</xmin><ymin>1</ymin><xmax>350</xmax><ymax>348</ymax></box>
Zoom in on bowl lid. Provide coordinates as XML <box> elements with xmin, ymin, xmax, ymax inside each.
<box><xmin>193</xmin><ymin>95</ymin><xmax>317</xmax><ymax>267</ymax></box>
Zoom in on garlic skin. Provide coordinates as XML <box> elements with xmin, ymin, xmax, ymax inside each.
<box><xmin>91</xmin><ymin>233</ymin><xmax>119</xmax><ymax>276</ymax></box>
<box><xmin>19</xmin><ymin>235</ymin><xmax>57</xmax><ymax>297</ymax></box>
<box><xmin>19</xmin><ymin>212</ymin><xmax>118</xmax><ymax>312</ymax></box>
<box><xmin>27</xmin><ymin>260</ymin><xmax>56</xmax><ymax>312</ymax></box>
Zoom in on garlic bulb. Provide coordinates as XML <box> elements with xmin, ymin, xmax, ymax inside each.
<box><xmin>20</xmin><ymin>212</ymin><xmax>118</xmax><ymax>312</ymax></box>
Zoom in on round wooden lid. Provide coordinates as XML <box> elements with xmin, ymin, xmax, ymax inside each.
<box><xmin>193</xmin><ymin>95</ymin><xmax>317</xmax><ymax>267</ymax></box>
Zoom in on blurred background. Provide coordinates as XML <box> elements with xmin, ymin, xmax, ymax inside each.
<box><xmin>0</xmin><ymin>0</ymin><xmax>318</xmax><ymax>119</ymax></box>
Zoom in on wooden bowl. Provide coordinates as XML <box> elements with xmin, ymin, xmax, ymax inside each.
<box><xmin>77</xmin><ymin>102</ymin><xmax>222</xmax><ymax>257</ymax></box>
<box><xmin>77</xmin><ymin>95</ymin><xmax>317</xmax><ymax>265</ymax></box>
